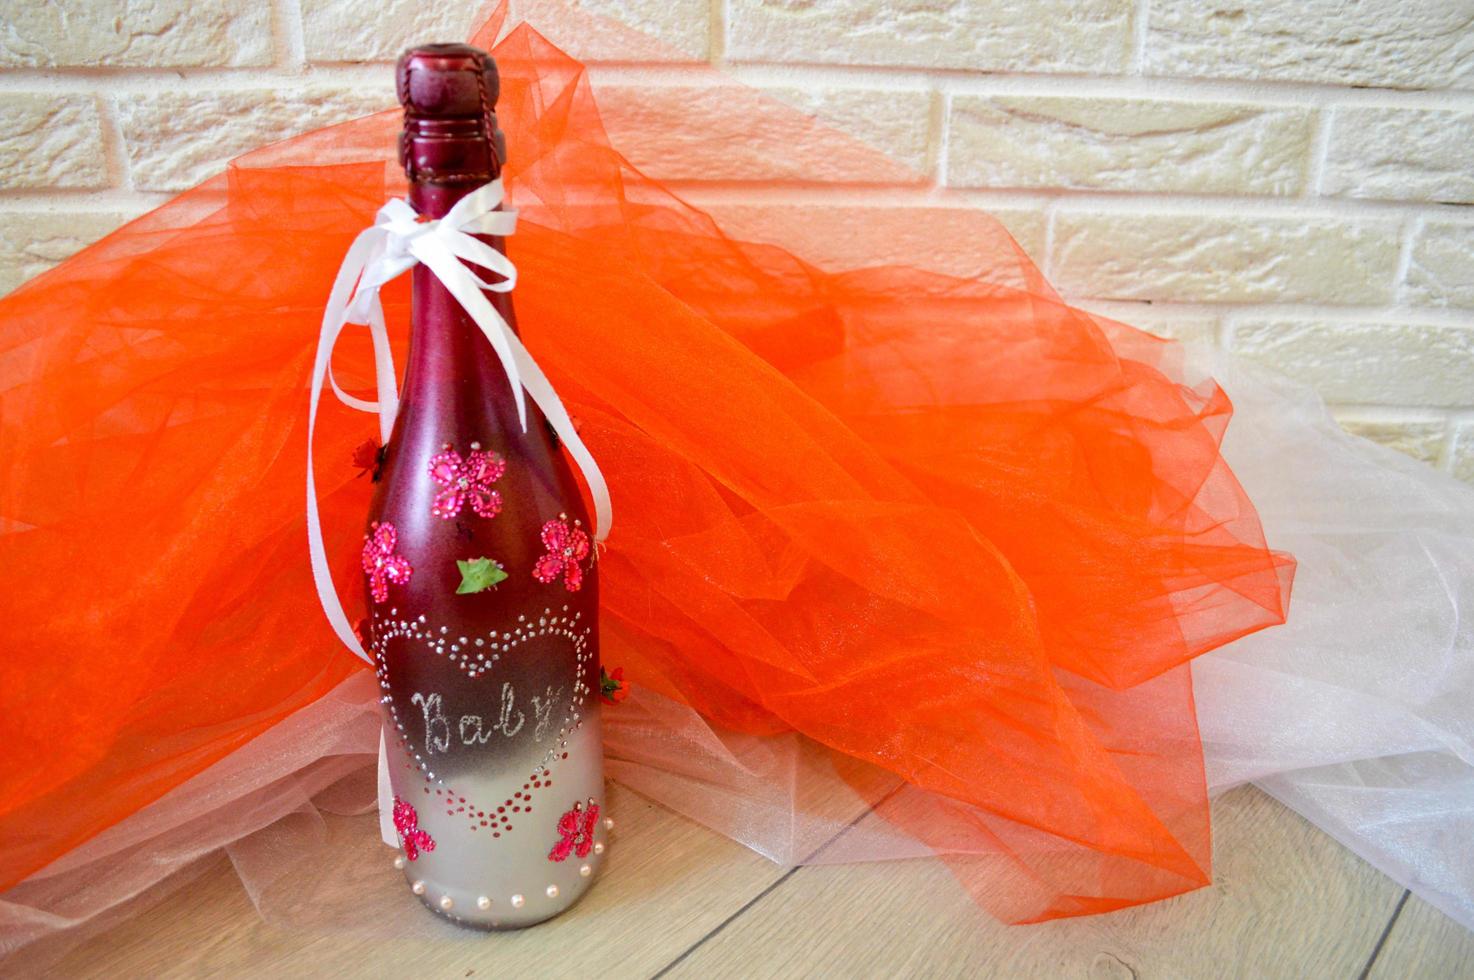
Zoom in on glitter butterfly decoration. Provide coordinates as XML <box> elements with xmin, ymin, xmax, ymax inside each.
<box><xmin>532</xmin><ymin>515</ymin><xmax>592</xmax><ymax>592</ymax></box>
<box><xmin>362</xmin><ymin>521</ymin><xmax>413</xmax><ymax>604</ymax></box>
<box><xmin>548</xmin><ymin>799</ymin><xmax>599</xmax><ymax>862</ymax></box>
<box><xmin>429</xmin><ymin>442</ymin><xmax>507</xmax><ymax>520</ymax></box>
<box><xmin>393</xmin><ymin>796</ymin><xmax>436</xmax><ymax>861</ymax></box>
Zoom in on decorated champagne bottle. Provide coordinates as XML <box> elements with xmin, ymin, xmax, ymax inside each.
<box><xmin>363</xmin><ymin>43</ymin><xmax>606</xmax><ymax>928</ymax></box>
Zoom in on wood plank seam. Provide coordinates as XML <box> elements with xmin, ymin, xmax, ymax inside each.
<box><xmin>652</xmin><ymin>866</ymin><xmax>805</xmax><ymax>979</ymax></box>
<box><xmin>1358</xmin><ymin>890</ymin><xmax>1411</xmax><ymax>980</ymax></box>
<box><xmin>650</xmin><ymin>782</ymin><xmax>908</xmax><ymax>978</ymax></box>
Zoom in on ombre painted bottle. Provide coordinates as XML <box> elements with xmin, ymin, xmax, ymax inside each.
<box><xmin>363</xmin><ymin>43</ymin><xmax>606</xmax><ymax>928</ymax></box>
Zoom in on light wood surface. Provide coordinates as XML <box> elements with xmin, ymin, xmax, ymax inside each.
<box><xmin>1371</xmin><ymin>892</ymin><xmax>1474</xmax><ymax>980</ymax></box>
<box><xmin>49</xmin><ymin>785</ymin><xmax>1471</xmax><ymax>979</ymax></box>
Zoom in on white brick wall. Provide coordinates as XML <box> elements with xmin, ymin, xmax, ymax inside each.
<box><xmin>1</xmin><ymin>0</ymin><xmax>1471</xmax><ymax>483</ymax></box>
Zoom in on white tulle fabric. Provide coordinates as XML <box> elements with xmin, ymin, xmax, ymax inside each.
<box><xmin>5</xmin><ymin>335</ymin><xmax>1471</xmax><ymax>968</ymax></box>
<box><xmin>1190</xmin><ymin>344</ymin><xmax>1474</xmax><ymax>931</ymax></box>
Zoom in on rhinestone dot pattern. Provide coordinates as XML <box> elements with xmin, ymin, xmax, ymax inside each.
<box><xmin>371</xmin><ymin>606</ymin><xmax>594</xmax><ymax>835</ymax></box>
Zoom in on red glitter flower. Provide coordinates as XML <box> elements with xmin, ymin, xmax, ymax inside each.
<box><xmin>548</xmin><ymin>799</ymin><xmax>599</xmax><ymax>862</ymax></box>
<box><xmin>393</xmin><ymin>796</ymin><xmax>436</xmax><ymax>861</ymax></box>
<box><xmin>600</xmin><ymin>666</ymin><xmax>627</xmax><ymax>705</ymax></box>
<box><xmin>352</xmin><ymin>438</ymin><xmax>381</xmax><ymax>477</ymax></box>
<box><xmin>532</xmin><ymin>514</ymin><xmax>591</xmax><ymax>592</ymax></box>
<box><xmin>362</xmin><ymin>521</ymin><xmax>412</xmax><ymax>604</ymax></box>
<box><xmin>429</xmin><ymin>442</ymin><xmax>506</xmax><ymax>520</ymax></box>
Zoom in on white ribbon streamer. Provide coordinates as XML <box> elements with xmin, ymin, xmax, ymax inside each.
<box><xmin>306</xmin><ymin>178</ymin><xmax>612</xmax><ymax>666</ymax></box>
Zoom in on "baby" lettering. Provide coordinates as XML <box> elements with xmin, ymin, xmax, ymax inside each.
<box><xmin>412</xmin><ymin>683</ymin><xmax>566</xmax><ymax>756</ymax></box>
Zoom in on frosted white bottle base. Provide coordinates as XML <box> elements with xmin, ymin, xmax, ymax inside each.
<box><xmin>400</xmin><ymin>854</ymin><xmax>605</xmax><ymax>929</ymax></box>
<box><xmin>384</xmin><ymin>716</ymin><xmax>608</xmax><ymax>929</ymax></box>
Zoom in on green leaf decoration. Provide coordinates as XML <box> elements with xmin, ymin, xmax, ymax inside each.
<box><xmin>456</xmin><ymin>557</ymin><xmax>508</xmax><ymax>595</ymax></box>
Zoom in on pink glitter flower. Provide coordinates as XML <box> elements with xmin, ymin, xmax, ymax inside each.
<box><xmin>532</xmin><ymin>514</ymin><xmax>591</xmax><ymax>592</ymax></box>
<box><xmin>548</xmin><ymin>799</ymin><xmax>599</xmax><ymax>862</ymax></box>
<box><xmin>362</xmin><ymin>521</ymin><xmax>412</xmax><ymax>604</ymax></box>
<box><xmin>393</xmin><ymin>796</ymin><xmax>436</xmax><ymax>861</ymax></box>
<box><xmin>429</xmin><ymin>442</ymin><xmax>506</xmax><ymax>520</ymax></box>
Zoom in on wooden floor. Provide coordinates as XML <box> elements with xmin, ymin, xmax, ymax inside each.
<box><xmin>51</xmin><ymin>785</ymin><xmax>1474</xmax><ymax>979</ymax></box>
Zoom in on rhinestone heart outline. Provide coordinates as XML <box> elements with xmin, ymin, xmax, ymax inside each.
<box><xmin>372</xmin><ymin>605</ymin><xmax>594</xmax><ymax>834</ymax></box>
<box><xmin>376</xmin><ymin>604</ymin><xmax>591</xmax><ymax>681</ymax></box>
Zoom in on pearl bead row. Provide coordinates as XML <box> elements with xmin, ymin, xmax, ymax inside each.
<box><xmin>393</xmin><ymin>817</ymin><xmax>613</xmax><ymax>915</ymax></box>
<box><xmin>402</xmin><ymin>870</ymin><xmax>596</xmax><ymax>912</ymax></box>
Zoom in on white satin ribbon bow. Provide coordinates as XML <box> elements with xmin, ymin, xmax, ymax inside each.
<box><xmin>306</xmin><ymin>178</ymin><xmax>612</xmax><ymax>667</ymax></box>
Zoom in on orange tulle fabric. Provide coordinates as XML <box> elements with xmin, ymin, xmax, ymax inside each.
<box><xmin>0</xmin><ymin>5</ymin><xmax>1292</xmax><ymax>921</ymax></box>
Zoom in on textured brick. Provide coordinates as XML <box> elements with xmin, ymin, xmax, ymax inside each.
<box><xmin>702</xmin><ymin>202</ymin><xmax>1046</xmax><ymax>279</ymax></box>
<box><xmin>301</xmin><ymin>0</ymin><xmax>483</xmax><ymax>63</ymax></box>
<box><xmin>948</xmin><ymin>96</ymin><xmax>1312</xmax><ymax>195</ymax></box>
<box><xmin>1405</xmin><ymin>222</ymin><xmax>1474</xmax><ymax>309</ymax></box>
<box><xmin>728</xmin><ymin>0</ymin><xmax>1133</xmax><ymax>73</ymax></box>
<box><xmin>117</xmin><ymin>87</ymin><xmax>394</xmax><ymax>191</ymax></box>
<box><xmin>768</xmin><ymin>86</ymin><xmax>933</xmax><ymax>175</ymax></box>
<box><xmin>0</xmin><ymin>0</ymin><xmax>271</xmax><ymax>68</ymax></box>
<box><xmin>6</xmin><ymin>0</ymin><xmax>1473</xmax><ymax>441</ymax></box>
<box><xmin>1323</xmin><ymin>108</ymin><xmax>1474</xmax><ymax>203</ymax></box>
<box><xmin>1146</xmin><ymin>0</ymin><xmax>1474</xmax><ymax>89</ymax></box>
<box><xmin>1051</xmin><ymin>211</ymin><xmax>1401</xmax><ymax>304</ymax></box>
<box><xmin>1335</xmin><ymin>415</ymin><xmax>1447</xmax><ymax>465</ymax></box>
<box><xmin>519</xmin><ymin>0</ymin><xmax>710</xmax><ymax>62</ymax></box>
<box><xmin>0</xmin><ymin>94</ymin><xmax>108</xmax><ymax>190</ymax></box>
<box><xmin>1232</xmin><ymin>319</ymin><xmax>1474</xmax><ymax>408</ymax></box>
<box><xmin>1080</xmin><ymin>301</ymin><xmax>1218</xmax><ymax>346</ymax></box>
<box><xmin>593</xmin><ymin>83</ymin><xmax>930</xmax><ymax>184</ymax></box>
<box><xmin>0</xmin><ymin>211</ymin><xmax>136</xmax><ymax>295</ymax></box>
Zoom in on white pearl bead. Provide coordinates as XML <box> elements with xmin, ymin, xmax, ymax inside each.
<box><xmin>603</xmin><ymin>817</ymin><xmax>614</xmax><ymax>830</ymax></box>
<box><xmin>579</xmin><ymin>864</ymin><xmax>592</xmax><ymax>877</ymax></box>
<box><xmin>393</xmin><ymin>855</ymin><xmax>405</xmax><ymax>870</ymax></box>
<box><xmin>411</xmin><ymin>880</ymin><xmax>426</xmax><ymax>895</ymax></box>
<box><xmin>546</xmin><ymin>884</ymin><xmax>560</xmax><ymax>898</ymax></box>
<box><xmin>593</xmin><ymin>842</ymin><xmax>605</xmax><ymax>855</ymax></box>
<box><xmin>511</xmin><ymin>894</ymin><xmax>525</xmax><ymax>908</ymax></box>
<box><xmin>440</xmin><ymin>895</ymin><xmax>454</xmax><ymax>911</ymax></box>
<box><xmin>477</xmin><ymin>896</ymin><xmax>491</xmax><ymax>911</ymax></box>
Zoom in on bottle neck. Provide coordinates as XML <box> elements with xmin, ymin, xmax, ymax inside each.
<box><xmin>399</xmin><ymin>179</ymin><xmax>522</xmax><ymax>420</ymax></box>
<box><xmin>408</xmin><ymin>181</ymin><xmax>465</xmax><ymax>221</ymax></box>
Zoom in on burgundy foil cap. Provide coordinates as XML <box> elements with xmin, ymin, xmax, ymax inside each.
<box><xmin>396</xmin><ymin>43</ymin><xmax>506</xmax><ymax>183</ymax></box>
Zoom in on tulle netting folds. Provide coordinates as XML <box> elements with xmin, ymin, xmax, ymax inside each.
<box><xmin>0</xmin><ymin>1</ymin><xmax>1334</xmax><ymax>956</ymax></box>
